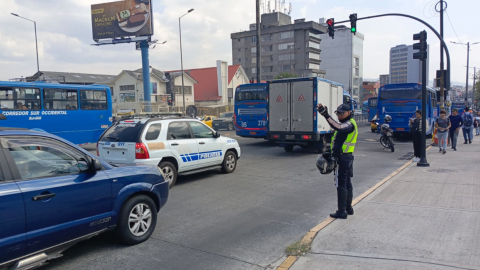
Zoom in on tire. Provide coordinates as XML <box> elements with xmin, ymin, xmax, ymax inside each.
<box><xmin>115</xmin><ymin>195</ymin><xmax>157</xmax><ymax>245</ymax></box>
<box><xmin>159</xmin><ymin>161</ymin><xmax>177</xmax><ymax>188</ymax></box>
<box><xmin>228</xmin><ymin>123</ymin><xmax>234</xmax><ymax>131</ymax></box>
<box><xmin>387</xmin><ymin>137</ymin><xmax>395</xmax><ymax>152</ymax></box>
<box><xmin>221</xmin><ymin>151</ymin><xmax>237</xmax><ymax>173</ymax></box>
<box><xmin>284</xmin><ymin>145</ymin><xmax>294</xmax><ymax>152</ymax></box>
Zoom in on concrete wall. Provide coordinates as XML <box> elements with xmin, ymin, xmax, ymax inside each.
<box><xmin>173</xmin><ymin>75</ymin><xmax>195</xmax><ymax>108</ymax></box>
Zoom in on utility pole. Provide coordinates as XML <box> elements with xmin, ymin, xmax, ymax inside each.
<box><xmin>466</xmin><ymin>42</ymin><xmax>470</xmax><ymax>106</ymax></box>
<box><xmin>474</xmin><ymin>67</ymin><xmax>477</xmax><ymax>109</ymax></box>
<box><xmin>438</xmin><ymin>0</ymin><xmax>445</xmax><ymax>106</ymax></box>
<box><xmin>256</xmin><ymin>0</ymin><xmax>261</xmax><ymax>83</ymax></box>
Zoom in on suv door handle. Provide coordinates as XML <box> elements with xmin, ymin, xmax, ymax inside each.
<box><xmin>32</xmin><ymin>193</ymin><xmax>56</xmax><ymax>201</ymax></box>
<box><xmin>199</xmin><ymin>142</ymin><xmax>205</xmax><ymax>145</ymax></box>
<box><xmin>171</xmin><ymin>143</ymin><xmax>179</xmax><ymax>146</ymax></box>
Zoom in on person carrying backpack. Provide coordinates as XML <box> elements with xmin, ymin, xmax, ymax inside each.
<box><xmin>462</xmin><ymin>107</ymin><xmax>474</xmax><ymax>144</ymax></box>
<box><xmin>475</xmin><ymin>111</ymin><xmax>480</xmax><ymax>136</ymax></box>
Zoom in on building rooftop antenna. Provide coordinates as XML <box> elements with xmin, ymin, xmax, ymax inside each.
<box><xmin>288</xmin><ymin>3</ymin><xmax>292</xmax><ymax>15</ymax></box>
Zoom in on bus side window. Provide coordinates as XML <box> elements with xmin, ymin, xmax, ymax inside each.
<box><xmin>44</xmin><ymin>89</ymin><xmax>78</xmax><ymax>110</ymax></box>
<box><xmin>80</xmin><ymin>90</ymin><xmax>107</xmax><ymax>110</ymax></box>
<box><xmin>0</xmin><ymin>87</ymin><xmax>41</xmax><ymax>110</ymax></box>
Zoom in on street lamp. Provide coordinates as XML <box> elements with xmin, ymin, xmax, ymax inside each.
<box><xmin>450</xmin><ymin>41</ymin><xmax>480</xmax><ymax>105</ymax></box>
<box><xmin>179</xmin><ymin>8</ymin><xmax>194</xmax><ymax>114</ymax></box>
<box><xmin>11</xmin><ymin>13</ymin><xmax>40</xmax><ymax>75</ymax></box>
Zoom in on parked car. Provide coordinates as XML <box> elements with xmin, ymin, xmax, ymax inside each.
<box><xmin>97</xmin><ymin>117</ymin><xmax>241</xmax><ymax>188</ymax></box>
<box><xmin>0</xmin><ymin>118</ymin><xmax>169</xmax><ymax>270</ymax></box>
<box><xmin>212</xmin><ymin>112</ymin><xmax>234</xmax><ymax>131</ymax></box>
<box><xmin>201</xmin><ymin>115</ymin><xmax>217</xmax><ymax>127</ymax></box>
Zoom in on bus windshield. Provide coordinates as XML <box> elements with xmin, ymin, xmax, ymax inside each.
<box><xmin>379</xmin><ymin>90</ymin><xmax>421</xmax><ymax>101</ymax></box>
<box><xmin>235</xmin><ymin>91</ymin><xmax>267</xmax><ymax>102</ymax></box>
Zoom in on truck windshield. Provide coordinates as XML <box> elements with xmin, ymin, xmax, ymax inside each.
<box><xmin>379</xmin><ymin>90</ymin><xmax>422</xmax><ymax>101</ymax></box>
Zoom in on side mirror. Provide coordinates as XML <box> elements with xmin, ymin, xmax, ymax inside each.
<box><xmin>78</xmin><ymin>159</ymin><xmax>90</xmax><ymax>172</ymax></box>
<box><xmin>92</xmin><ymin>158</ymin><xmax>103</xmax><ymax>171</ymax></box>
<box><xmin>213</xmin><ymin>131</ymin><xmax>221</xmax><ymax>138</ymax></box>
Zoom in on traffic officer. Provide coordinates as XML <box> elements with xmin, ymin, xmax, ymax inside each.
<box><xmin>317</xmin><ymin>103</ymin><xmax>358</xmax><ymax>219</ymax></box>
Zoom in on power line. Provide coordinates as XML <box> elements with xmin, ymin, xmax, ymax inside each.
<box><xmin>445</xmin><ymin>10</ymin><xmax>467</xmax><ymax>50</ymax></box>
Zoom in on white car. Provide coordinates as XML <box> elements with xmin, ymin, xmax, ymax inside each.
<box><xmin>97</xmin><ymin>117</ymin><xmax>241</xmax><ymax>188</ymax></box>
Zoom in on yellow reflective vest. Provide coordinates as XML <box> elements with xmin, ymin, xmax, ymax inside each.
<box><xmin>331</xmin><ymin>119</ymin><xmax>358</xmax><ymax>153</ymax></box>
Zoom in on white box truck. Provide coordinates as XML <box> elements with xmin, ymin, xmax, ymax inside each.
<box><xmin>267</xmin><ymin>77</ymin><xmax>344</xmax><ymax>152</ymax></box>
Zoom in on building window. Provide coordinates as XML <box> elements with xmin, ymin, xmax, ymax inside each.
<box><xmin>261</xmin><ymin>45</ymin><xmax>273</xmax><ymax>52</ymax></box>
<box><xmin>251</xmin><ymin>36</ymin><xmax>257</xmax><ymax>43</ymax></box>
<box><xmin>280</xmin><ymin>31</ymin><xmax>294</xmax><ymax>39</ymax></box>
<box><xmin>309</xmin><ymin>53</ymin><xmax>320</xmax><ymax>60</ymax></box>
<box><xmin>261</xmin><ymin>34</ymin><xmax>272</xmax><ymax>41</ymax></box>
<box><xmin>261</xmin><ymin>66</ymin><xmax>273</xmax><ymax>73</ymax></box>
<box><xmin>238</xmin><ymin>38</ymin><xmax>241</xmax><ymax>42</ymax></box>
<box><xmin>238</xmin><ymin>48</ymin><xmax>241</xmax><ymax>52</ymax></box>
<box><xmin>239</xmin><ymin>59</ymin><xmax>242</xmax><ymax>62</ymax></box>
<box><xmin>251</xmin><ymin>47</ymin><xmax>257</xmax><ymax>53</ymax></box>
<box><xmin>251</xmin><ymin>58</ymin><xmax>257</xmax><ymax>64</ymax></box>
<box><xmin>262</xmin><ymin>56</ymin><xmax>273</xmax><ymax>63</ymax></box>
<box><xmin>279</xmin><ymin>54</ymin><xmax>294</xmax><ymax>61</ymax></box>
<box><xmin>281</xmin><ymin>65</ymin><xmax>294</xmax><ymax>71</ymax></box>
<box><xmin>278</xmin><ymin>42</ymin><xmax>294</xmax><ymax>50</ymax></box>
<box><xmin>308</xmin><ymin>41</ymin><xmax>320</xmax><ymax>50</ymax></box>
<box><xmin>174</xmin><ymin>86</ymin><xmax>192</xmax><ymax>95</ymax></box>
<box><xmin>308</xmin><ymin>63</ymin><xmax>320</xmax><ymax>70</ymax></box>
<box><xmin>109</xmin><ymin>87</ymin><xmax>114</xmax><ymax>96</ymax></box>
<box><xmin>309</xmin><ymin>31</ymin><xmax>320</xmax><ymax>39</ymax></box>
<box><xmin>252</xmin><ymin>68</ymin><xmax>257</xmax><ymax>74</ymax></box>
<box><xmin>120</xmin><ymin>85</ymin><xmax>135</xmax><ymax>91</ymax></box>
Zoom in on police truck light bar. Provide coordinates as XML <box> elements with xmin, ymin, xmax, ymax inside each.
<box><xmin>326</xmin><ymin>18</ymin><xmax>334</xmax><ymax>39</ymax></box>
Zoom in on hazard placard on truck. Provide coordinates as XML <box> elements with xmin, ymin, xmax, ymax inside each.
<box><xmin>267</xmin><ymin>77</ymin><xmax>344</xmax><ymax>153</ymax></box>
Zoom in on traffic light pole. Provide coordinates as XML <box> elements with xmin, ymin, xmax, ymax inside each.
<box><xmin>335</xmin><ymin>13</ymin><xmax>451</xmax><ymax>91</ymax></box>
<box><xmin>419</xmin><ymin>34</ymin><xmax>429</xmax><ymax>167</ymax></box>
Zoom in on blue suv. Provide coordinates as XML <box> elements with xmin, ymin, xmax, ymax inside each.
<box><xmin>0</xmin><ymin>119</ymin><xmax>169</xmax><ymax>269</ymax></box>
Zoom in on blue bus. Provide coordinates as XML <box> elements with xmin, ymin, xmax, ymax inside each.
<box><xmin>451</xmin><ymin>102</ymin><xmax>465</xmax><ymax>114</ymax></box>
<box><xmin>0</xmin><ymin>81</ymin><xmax>112</xmax><ymax>144</ymax></box>
<box><xmin>377</xmin><ymin>83</ymin><xmax>437</xmax><ymax>135</ymax></box>
<box><xmin>367</xmin><ymin>97</ymin><xmax>378</xmax><ymax>121</ymax></box>
<box><xmin>362</xmin><ymin>100</ymin><xmax>368</xmax><ymax>115</ymax></box>
<box><xmin>234</xmin><ymin>83</ymin><xmax>268</xmax><ymax>138</ymax></box>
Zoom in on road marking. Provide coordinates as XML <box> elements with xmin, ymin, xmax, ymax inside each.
<box><xmin>365</xmin><ymin>139</ymin><xmax>376</xmax><ymax>142</ymax></box>
<box><xmin>276</xmin><ymin>146</ymin><xmax>433</xmax><ymax>270</ymax></box>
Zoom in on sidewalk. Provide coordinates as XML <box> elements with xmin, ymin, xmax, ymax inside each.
<box><xmin>289</xmin><ymin>139</ymin><xmax>480</xmax><ymax>270</ymax></box>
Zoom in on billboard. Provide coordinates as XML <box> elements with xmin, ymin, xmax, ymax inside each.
<box><xmin>120</xmin><ymin>92</ymin><xmax>136</xmax><ymax>102</ymax></box>
<box><xmin>91</xmin><ymin>0</ymin><xmax>153</xmax><ymax>40</ymax></box>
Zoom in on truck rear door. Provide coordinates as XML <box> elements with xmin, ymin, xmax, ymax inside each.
<box><xmin>269</xmin><ymin>82</ymin><xmax>290</xmax><ymax>132</ymax></box>
<box><xmin>291</xmin><ymin>80</ymin><xmax>314</xmax><ymax>132</ymax></box>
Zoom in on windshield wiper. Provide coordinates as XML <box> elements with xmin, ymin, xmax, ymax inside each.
<box><xmin>106</xmin><ymin>136</ymin><xmax>120</xmax><ymax>141</ymax></box>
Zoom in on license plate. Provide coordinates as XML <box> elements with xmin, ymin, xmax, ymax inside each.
<box><xmin>249</xmin><ymin>132</ymin><xmax>256</xmax><ymax>135</ymax></box>
<box><xmin>214</xmin><ymin>123</ymin><xmax>219</xmax><ymax>126</ymax></box>
<box><xmin>286</xmin><ymin>135</ymin><xmax>295</xmax><ymax>139</ymax></box>
<box><xmin>397</xmin><ymin>128</ymin><xmax>404</xmax><ymax>131</ymax></box>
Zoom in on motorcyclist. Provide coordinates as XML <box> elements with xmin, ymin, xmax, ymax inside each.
<box><xmin>317</xmin><ymin>103</ymin><xmax>358</xmax><ymax>219</ymax></box>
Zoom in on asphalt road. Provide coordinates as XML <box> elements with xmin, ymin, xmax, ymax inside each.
<box><xmin>41</xmin><ymin>125</ymin><xmax>421</xmax><ymax>270</ymax></box>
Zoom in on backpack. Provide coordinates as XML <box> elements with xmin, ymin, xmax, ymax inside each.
<box><xmin>464</xmin><ymin>114</ymin><xmax>473</xmax><ymax>127</ymax></box>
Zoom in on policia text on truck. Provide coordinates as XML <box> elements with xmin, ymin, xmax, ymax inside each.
<box><xmin>317</xmin><ymin>103</ymin><xmax>358</xmax><ymax>219</ymax></box>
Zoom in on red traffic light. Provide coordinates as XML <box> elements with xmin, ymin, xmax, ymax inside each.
<box><xmin>326</xmin><ymin>19</ymin><xmax>333</xmax><ymax>26</ymax></box>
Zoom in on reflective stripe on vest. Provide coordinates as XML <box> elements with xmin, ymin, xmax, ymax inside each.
<box><xmin>331</xmin><ymin>119</ymin><xmax>358</xmax><ymax>153</ymax></box>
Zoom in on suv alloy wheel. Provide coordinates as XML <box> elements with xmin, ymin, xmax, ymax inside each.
<box><xmin>116</xmin><ymin>195</ymin><xmax>158</xmax><ymax>245</ymax></box>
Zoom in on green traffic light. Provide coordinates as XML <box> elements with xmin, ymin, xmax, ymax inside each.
<box><xmin>351</xmin><ymin>27</ymin><xmax>356</xmax><ymax>32</ymax></box>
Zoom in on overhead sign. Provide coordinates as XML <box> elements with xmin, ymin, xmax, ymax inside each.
<box><xmin>91</xmin><ymin>0</ymin><xmax>153</xmax><ymax>40</ymax></box>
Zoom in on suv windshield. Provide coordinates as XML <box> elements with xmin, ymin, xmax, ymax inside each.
<box><xmin>100</xmin><ymin>122</ymin><xmax>145</xmax><ymax>142</ymax></box>
<box><xmin>220</xmin><ymin>112</ymin><xmax>234</xmax><ymax>118</ymax></box>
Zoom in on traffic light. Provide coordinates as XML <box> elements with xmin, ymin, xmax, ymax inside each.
<box><xmin>168</xmin><ymin>99</ymin><xmax>172</xmax><ymax>106</ymax></box>
<box><xmin>413</xmin><ymin>31</ymin><xmax>427</xmax><ymax>61</ymax></box>
<box><xmin>349</xmin><ymin>14</ymin><xmax>357</xmax><ymax>35</ymax></box>
<box><xmin>326</xmin><ymin>18</ymin><xmax>334</xmax><ymax>39</ymax></box>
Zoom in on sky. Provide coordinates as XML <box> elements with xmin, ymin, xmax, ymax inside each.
<box><xmin>1</xmin><ymin>0</ymin><xmax>479</xmax><ymax>86</ymax></box>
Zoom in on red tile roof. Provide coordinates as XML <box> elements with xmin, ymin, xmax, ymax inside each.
<box><xmin>166</xmin><ymin>65</ymin><xmax>242</xmax><ymax>102</ymax></box>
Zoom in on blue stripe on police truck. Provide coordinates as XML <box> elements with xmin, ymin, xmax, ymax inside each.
<box><xmin>180</xmin><ymin>150</ymin><xmax>223</xmax><ymax>162</ymax></box>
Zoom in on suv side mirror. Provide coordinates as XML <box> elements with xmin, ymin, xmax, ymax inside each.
<box><xmin>78</xmin><ymin>159</ymin><xmax>90</xmax><ymax>172</ymax></box>
<box><xmin>92</xmin><ymin>159</ymin><xmax>102</xmax><ymax>171</ymax></box>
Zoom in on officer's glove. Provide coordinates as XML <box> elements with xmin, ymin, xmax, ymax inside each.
<box><xmin>332</xmin><ymin>151</ymin><xmax>342</xmax><ymax>159</ymax></box>
<box><xmin>317</xmin><ymin>104</ymin><xmax>329</xmax><ymax>117</ymax></box>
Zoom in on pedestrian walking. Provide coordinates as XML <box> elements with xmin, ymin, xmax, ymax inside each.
<box><xmin>435</xmin><ymin>110</ymin><xmax>450</xmax><ymax>154</ymax></box>
<box><xmin>409</xmin><ymin>110</ymin><xmax>422</xmax><ymax>162</ymax></box>
<box><xmin>462</xmin><ymin>107</ymin><xmax>474</xmax><ymax>144</ymax></box>
<box><xmin>475</xmin><ymin>112</ymin><xmax>480</xmax><ymax>136</ymax></box>
<box><xmin>448</xmin><ymin>108</ymin><xmax>463</xmax><ymax>151</ymax></box>
<box><xmin>317</xmin><ymin>103</ymin><xmax>358</xmax><ymax>219</ymax></box>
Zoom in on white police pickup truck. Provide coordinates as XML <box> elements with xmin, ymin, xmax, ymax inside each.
<box><xmin>97</xmin><ymin>117</ymin><xmax>241</xmax><ymax>188</ymax></box>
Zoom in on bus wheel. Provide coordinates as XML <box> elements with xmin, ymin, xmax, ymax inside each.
<box><xmin>284</xmin><ymin>145</ymin><xmax>294</xmax><ymax>152</ymax></box>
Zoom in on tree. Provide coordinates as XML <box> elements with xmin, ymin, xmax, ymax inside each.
<box><xmin>274</xmin><ymin>72</ymin><xmax>297</xmax><ymax>80</ymax></box>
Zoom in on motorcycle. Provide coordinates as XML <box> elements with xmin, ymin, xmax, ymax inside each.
<box><xmin>376</xmin><ymin>115</ymin><xmax>395</xmax><ymax>152</ymax></box>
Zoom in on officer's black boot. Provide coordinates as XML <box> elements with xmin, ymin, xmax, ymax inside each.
<box><xmin>330</xmin><ymin>187</ymin><xmax>347</xmax><ymax>219</ymax></box>
<box><xmin>346</xmin><ymin>188</ymin><xmax>354</xmax><ymax>215</ymax></box>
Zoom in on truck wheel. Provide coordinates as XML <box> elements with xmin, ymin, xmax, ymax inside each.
<box><xmin>228</xmin><ymin>123</ymin><xmax>234</xmax><ymax>131</ymax></box>
<box><xmin>159</xmin><ymin>161</ymin><xmax>177</xmax><ymax>188</ymax></box>
<box><xmin>115</xmin><ymin>195</ymin><xmax>157</xmax><ymax>245</ymax></box>
<box><xmin>284</xmin><ymin>145</ymin><xmax>294</xmax><ymax>152</ymax></box>
<box><xmin>221</xmin><ymin>151</ymin><xmax>237</xmax><ymax>173</ymax></box>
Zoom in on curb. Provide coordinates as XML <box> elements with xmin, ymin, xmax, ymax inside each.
<box><xmin>276</xmin><ymin>146</ymin><xmax>432</xmax><ymax>270</ymax></box>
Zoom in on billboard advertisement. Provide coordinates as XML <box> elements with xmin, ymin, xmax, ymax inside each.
<box><xmin>120</xmin><ymin>92</ymin><xmax>136</xmax><ymax>102</ymax></box>
<box><xmin>91</xmin><ymin>0</ymin><xmax>153</xmax><ymax>40</ymax></box>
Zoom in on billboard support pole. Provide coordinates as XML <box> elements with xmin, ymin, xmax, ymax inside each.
<box><xmin>140</xmin><ymin>40</ymin><xmax>151</xmax><ymax>112</ymax></box>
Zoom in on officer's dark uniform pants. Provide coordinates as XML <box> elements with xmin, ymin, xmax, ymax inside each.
<box><xmin>335</xmin><ymin>154</ymin><xmax>354</xmax><ymax>189</ymax></box>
